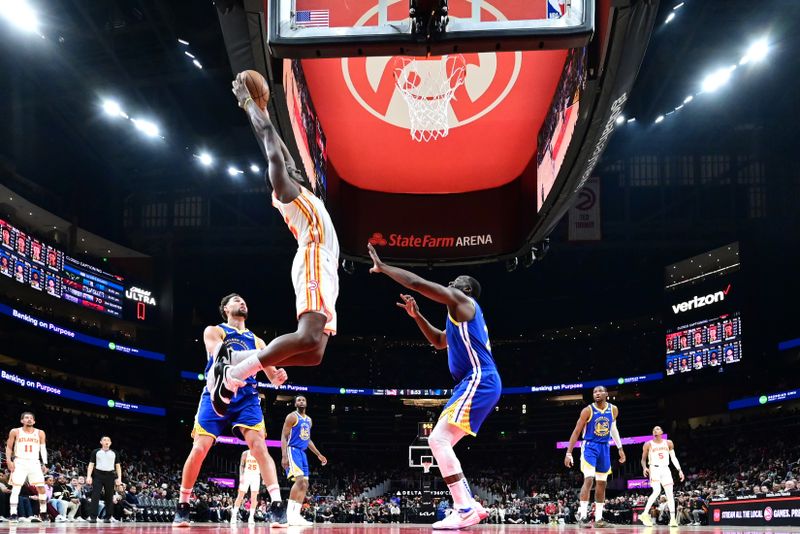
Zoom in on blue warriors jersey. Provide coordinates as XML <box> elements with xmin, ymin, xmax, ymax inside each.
<box><xmin>444</xmin><ymin>298</ymin><xmax>497</xmax><ymax>382</ymax></box>
<box><xmin>582</xmin><ymin>403</ymin><xmax>615</xmax><ymax>443</ymax></box>
<box><xmin>288</xmin><ymin>412</ymin><xmax>311</xmax><ymax>450</ymax></box>
<box><xmin>204</xmin><ymin>324</ymin><xmax>261</xmax><ymax>402</ymax></box>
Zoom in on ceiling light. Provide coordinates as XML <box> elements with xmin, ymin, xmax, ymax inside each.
<box><xmin>655</xmin><ymin>115</ymin><xmax>664</xmax><ymax>124</ymax></box>
<box><xmin>132</xmin><ymin>118</ymin><xmax>160</xmax><ymax>138</ymax></box>
<box><xmin>615</xmin><ymin>115</ymin><xmax>625</xmax><ymax>125</ymax></box>
<box><xmin>227</xmin><ymin>166</ymin><xmax>243</xmax><ymax>176</ymax></box>
<box><xmin>177</xmin><ymin>38</ymin><xmax>189</xmax><ymax>45</ymax></box>
<box><xmin>626</xmin><ymin>117</ymin><xmax>636</xmax><ymax>123</ymax></box>
<box><xmin>701</xmin><ymin>67</ymin><xmax>734</xmax><ymax>93</ymax></box>
<box><xmin>197</xmin><ymin>152</ymin><xmax>213</xmax><ymax>167</ymax></box>
<box><xmin>665</xmin><ymin>12</ymin><xmax>675</xmax><ymax>23</ymax></box>
<box><xmin>102</xmin><ymin>99</ymin><xmax>123</xmax><ymax>118</ymax></box>
<box><xmin>250</xmin><ymin>164</ymin><xmax>260</xmax><ymax>173</ymax></box>
<box><xmin>0</xmin><ymin>0</ymin><xmax>40</xmax><ymax>34</ymax></box>
<box><xmin>743</xmin><ymin>38</ymin><xmax>769</xmax><ymax>64</ymax></box>
<box><xmin>184</xmin><ymin>51</ymin><xmax>195</xmax><ymax>59</ymax></box>
<box><xmin>192</xmin><ymin>59</ymin><xmax>202</xmax><ymax>69</ymax></box>
<box><xmin>683</xmin><ymin>95</ymin><xmax>694</xmax><ymax>104</ymax></box>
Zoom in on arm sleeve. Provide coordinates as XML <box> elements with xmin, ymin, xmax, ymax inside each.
<box><xmin>610</xmin><ymin>421</ymin><xmax>623</xmax><ymax>449</ymax></box>
<box><xmin>40</xmin><ymin>444</ymin><xmax>47</xmax><ymax>465</ymax></box>
<box><xmin>670</xmin><ymin>449</ymin><xmax>683</xmax><ymax>471</ymax></box>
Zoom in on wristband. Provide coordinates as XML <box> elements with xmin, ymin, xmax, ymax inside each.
<box><xmin>242</xmin><ymin>97</ymin><xmax>253</xmax><ymax>109</ymax></box>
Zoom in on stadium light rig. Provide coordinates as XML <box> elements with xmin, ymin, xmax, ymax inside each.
<box><xmin>132</xmin><ymin>118</ymin><xmax>160</xmax><ymax>138</ymax></box>
<box><xmin>195</xmin><ymin>152</ymin><xmax>214</xmax><ymax>167</ymax></box>
<box><xmin>227</xmin><ymin>166</ymin><xmax>244</xmax><ymax>177</ymax></box>
<box><xmin>250</xmin><ymin>164</ymin><xmax>260</xmax><ymax>174</ymax></box>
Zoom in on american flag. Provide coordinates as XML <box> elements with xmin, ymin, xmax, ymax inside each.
<box><xmin>295</xmin><ymin>9</ymin><xmax>329</xmax><ymax>28</ymax></box>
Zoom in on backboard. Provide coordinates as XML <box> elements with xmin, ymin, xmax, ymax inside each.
<box><xmin>268</xmin><ymin>0</ymin><xmax>594</xmax><ymax>58</ymax></box>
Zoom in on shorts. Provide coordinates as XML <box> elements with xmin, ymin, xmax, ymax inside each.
<box><xmin>291</xmin><ymin>244</ymin><xmax>338</xmax><ymax>335</ymax></box>
<box><xmin>286</xmin><ymin>446</ymin><xmax>309</xmax><ymax>480</ymax></box>
<box><xmin>439</xmin><ymin>369</ymin><xmax>502</xmax><ymax>436</ymax></box>
<box><xmin>581</xmin><ymin>441</ymin><xmax>612</xmax><ymax>480</ymax></box>
<box><xmin>239</xmin><ymin>475</ymin><xmax>261</xmax><ymax>493</ymax></box>
<box><xmin>649</xmin><ymin>465</ymin><xmax>674</xmax><ymax>485</ymax></box>
<box><xmin>11</xmin><ymin>459</ymin><xmax>44</xmax><ymax>486</ymax></box>
<box><xmin>192</xmin><ymin>391</ymin><xmax>265</xmax><ymax>441</ymax></box>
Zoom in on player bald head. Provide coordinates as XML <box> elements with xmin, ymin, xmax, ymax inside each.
<box><xmin>449</xmin><ymin>275</ymin><xmax>482</xmax><ymax>300</ymax></box>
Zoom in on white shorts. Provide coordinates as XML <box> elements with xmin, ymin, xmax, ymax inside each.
<box><xmin>239</xmin><ymin>476</ymin><xmax>261</xmax><ymax>493</ymax></box>
<box><xmin>11</xmin><ymin>459</ymin><xmax>44</xmax><ymax>486</ymax></box>
<box><xmin>649</xmin><ymin>465</ymin><xmax>674</xmax><ymax>486</ymax></box>
<box><xmin>291</xmin><ymin>244</ymin><xmax>338</xmax><ymax>335</ymax></box>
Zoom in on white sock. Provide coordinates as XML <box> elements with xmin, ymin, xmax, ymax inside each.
<box><xmin>287</xmin><ymin>500</ymin><xmax>298</xmax><ymax>517</ymax></box>
<box><xmin>595</xmin><ymin>502</ymin><xmax>604</xmax><ymax>521</ymax></box>
<box><xmin>232</xmin><ymin>507</ymin><xmax>239</xmax><ymax>519</ymax></box>
<box><xmin>230</xmin><ymin>354</ymin><xmax>264</xmax><ymax>382</ymax></box>
<box><xmin>446</xmin><ymin>478</ymin><xmax>473</xmax><ymax>510</ymax></box>
<box><xmin>267</xmin><ymin>484</ymin><xmax>281</xmax><ymax>502</ymax></box>
<box><xmin>643</xmin><ymin>491</ymin><xmax>659</xmax><ymax>514</ymax></box>
<box><xmin>578</xmin><ymin>501</ymin><xmax>588</xmax><ymax>520</ymax></box>
<box><xmin>179</xmin><ymin>487</ymin><xmax>192</xmax><ymax>504</ymax></box>
<box><xmin>249</xmin><ymin>506</ymin><xmax>255</xmax><ymax>520</ymax></box>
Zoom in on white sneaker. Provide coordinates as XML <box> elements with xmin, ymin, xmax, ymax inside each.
<box><xmin>471</xmin><ymin>501</ymin><xmax>488</xmax><ymax>521</ymax></box>
<box><xmin>432</xmin><ymin>508</ymin><xmax>481</xmax><ymax>530</ymax></box>
<box><xmin>640</xmin><ymin>514</ymin><xmax>654</xmax><ymax>527</ymax></box>
<box><xmin>248</xmin><ymin>517</ymin><xmax>256</xmax><ymax>525</ymax></box>
<box><xmin>669</xmin><ymin>517</ymin><xmax>679</xmax><ymax>528</ymax></box>
<box><xmin>110</xmin><ymin>517</ymin><xmax>120</xmax><ymax>523</ymax></box>
<box><xmin>76</xmin><ymin>517</ymin><xmax>87</xmax><ymax>522</ymax></box>
<box><xmin>289</xmin><ymin>514</ymin><xmax>313</xmax><ymax>527</ymax></box>
<box><xmin>55</xmin><ymin>515</ymin><xmax>67</xmax><ymax>523</ymax></box>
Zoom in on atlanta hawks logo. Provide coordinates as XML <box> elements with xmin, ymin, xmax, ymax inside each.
<box><xmin>308</xmin><ymin>280</ymin><xmax>319</xmax><ymax>291</ymax></box>
<box><xmin>341</xmin><ymin>0</ymin><xmax>521</xmax><ymax>132</ymax></box>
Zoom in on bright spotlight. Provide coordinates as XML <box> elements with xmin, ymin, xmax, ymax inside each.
<box><xmin>132</xmin><ymin>118</ymin><xmax>160</xmax><ymax>138</ymax></box>
<box><xmin>192</xmin><ymin>59</ymin><xmax>203</xmax><ymax>70</ymax></box>
<box><xmin>227</xmin><ymin>166</ymin><xmax>243</xmax><ymax>176</ymax></box>
<box><xmin>250</xmin><ymin>164</ymin><xmax>260</xmax><ymax>173</ymax></box>
<box><xmin>0</xmin><ymin>0</ymin><xmax>40</xmax><ymax>34</ymax></box>
<box><xmin>665</xmin><ymin>12</ymin><xmax>676</xmax><ymax>23</ymax></box>
<box><xmin>627</xmin><ymin>117</ymin><xmax>636</xmax><ymax>123</ymax></box>
<box><xmin>683</xmin><ymin>95</ymin><xmax>694</xmax><ymax>104</ymax></box>
<box><xmin>184</xmin><ymin>51</ymin><xmax>195</xmax><ymax>59</ymax></box>
<box><xmin>744</xmin><ymin>38</ymin><xmax>769</xmax><ymax>64</ymax></box>
<box><xmin>672</xmin><ymin>2</ymin><xmax>684</xmax><ymax>10</ymax></box>
<box><xmin>102</xmin><ymin>99</ymin><xmax>123</xmax><ymax>118</ymax></box>
<box><xmin>197</xmin><ymin>152</ymin><xmax>213</xmax><ymax>167</ymax></box>
<box><xmin>701</xmin><ymin>67</ymin><xmax>733</xmax><ymax>93</ymax></box>
<box><xmin>177</xmin><ymin>38</ymin><xmax>189</xmax><ymax>45</ymax></box>
<box><xmin>615</xmin><ymin>115</ymin><xmax>625</xmax><ymax>125</ymax></box>
<box><xmin>655</xmin><ymin>115</ymin><xmax>665</xmax><ymax>124</ymax></box>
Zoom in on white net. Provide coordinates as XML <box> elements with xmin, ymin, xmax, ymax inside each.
<box><xmin>392</xmin><ymin>54</ymin><xmax>467</xmax><ymax>142</ymax></box>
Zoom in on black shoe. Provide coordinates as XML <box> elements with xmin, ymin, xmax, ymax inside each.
<box><xmin>29</xmin><ymin>516</ymin><xmax>42</xmax><ymax>523</ymax></box>
<box><xmin>210</xmin><ymin>340</ymin><xmax>235</xmax><ymax>416</ymax></box>
<box><xmin>268</xmin><ymin>501</ymin><xmax>287</xmax><ymax>527</ymax></box>
<box><xmin>173</xmin><ymin>502</ymin><xmax>191</xmax><ymax>527</ymax></box>
<box><xmin>89</xmin><ymin>517</ymin><xmax>97</xmax><ymax>524</ymax></box>
<box><xmin>40</xmin><ymin>513</ymin><xmax>49</xmax><ymax>522</ymax></box>
<box><xmin>578</xmin><ymin>516</ymin><xmax>591</xmax><ymax>529</ymax></box>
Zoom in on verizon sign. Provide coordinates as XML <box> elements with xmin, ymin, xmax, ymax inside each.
<box><xmin>671</xmin><ymin>284</ymin><xmax>731</xmax><ymax>315</ymax></box>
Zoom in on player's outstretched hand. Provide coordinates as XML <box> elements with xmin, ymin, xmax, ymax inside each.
<box><xmin>232</xmin><ymin>73</ymin><xmax>251</xmax><ymax>107</ymax></box>
<box><xmin>317</xmin><ymin>454</ymin><xmax>328</xmax><ymax>466</ymax></box>
<box><xmin>618</xmin><ymin>449</ymin><xmax>627</xmax><ymax>464</ymax></box>
<box><xmin>564</xmin><ymin>453</ymin><xmax>574</xmax><ymax>468</ymax></box>
<box><xmin>396</xmin><ymin>294</ymin><xmax>419</xmax><ymax>318</ymax></box>
<box><xmin>266</xmin><ymin>367</ymin><xmax>288</xmax><ymax>386</ymax></box>
<box><xmin>232</xmin><ymin>74</ymin><xmax>270</xmax><ymax>133</ymax></box>
<box><xmin>367</xmin><ymin>243</ymin><xmax>384</xmax><ymax>274</ymax></box>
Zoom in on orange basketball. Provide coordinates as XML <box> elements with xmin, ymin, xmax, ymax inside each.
<box><xmin>242</xmin><ymin>70</ymin><xmax>270</xmax><ymax>110</ymax></box>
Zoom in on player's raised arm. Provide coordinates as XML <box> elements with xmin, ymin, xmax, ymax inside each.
<box><xmin>232</xmin><ymin>74</ymin><xmax>300</xmax><ymax>204</ymax></box>
<box><xmin>368</xmin><ymin>243</ymin><xmax>473</xmax><ymax>321</ymax></box>
<box><xmin>396</xmin><ymin>294</ymin><xmax>447</xmax><ymax>350</ymax></box>
<box><xmin>565</xmin><ymin>407</ymin><xmax>591</xmax><ymax>467</ymax></box>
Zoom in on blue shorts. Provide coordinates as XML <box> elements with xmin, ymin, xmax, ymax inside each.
<box><xmin>440</xmin><ymin>369</ymin><xmax>502</xmax><ymax>436</ymax></box>
<box><xmin>286</xmin><ymin>446</ymin><xmax>309</xmax><ymax>480</ymax></box>
<box><xmin>581</xmin><ymin>440</ymin><xmax>612</xmax><ymax>476</ymax></box>
<box><xmin>192</xmin><ymin>391</ymin><xmax>265</xmax><ymax>441</ymax></box>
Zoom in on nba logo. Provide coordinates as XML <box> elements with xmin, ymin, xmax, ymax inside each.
<box><xmin>547</xmin><ymin>0</ymin><xmax>565</xmax><ymax>19</ymax></box>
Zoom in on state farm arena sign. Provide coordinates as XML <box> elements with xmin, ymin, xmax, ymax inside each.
<box><xmin>710</xmin><ymin>493</ymin><xmax>800</xmax><ymax>526</ymax></box>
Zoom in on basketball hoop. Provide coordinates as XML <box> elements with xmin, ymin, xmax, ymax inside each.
<box><xmin>421</xmin><ymin>455</ymin><xmax>434</xmax><ymax>474</ymax></box>
<box><xmin>392</xmin><ymin>54</ymin><xmax>467</xmax><ymax>142</ymax></box>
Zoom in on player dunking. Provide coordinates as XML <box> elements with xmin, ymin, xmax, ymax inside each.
<box><xmin>564</xmin><ymin>386</ymin><xmax>626</xmax><ymax>528</ymax></box>
<box><xmin>210</xmin><ymin>73</ymin><xmax>340</xmax><ymax>416</ymax></box>
<box><xmin>640</xmin><ymin>426</ymin><xmax>684</xmax><ymax>527</ymax></box>
<box><xmin>5</xmin><ymin>412</ymin><xmax>48</xmax><ymax>523</ymax></box>
<box><xmin>173</xmin><ymin>294</ymin><xmax>288</xmax><ymax>527</ymax></box>
<box><xmin>368</xmin><ymin>244</ymin><xmax>500</xmax><ymax>530</ymax></box>
<box><xmin>232</xmin><ymin>449</ymin><xmax>262</xmax><ymax>524</ymax></box>
<box><xmin>281</xmin><ymin>395</ymin><xmax>327</xmax><ymax>526</ymax></box>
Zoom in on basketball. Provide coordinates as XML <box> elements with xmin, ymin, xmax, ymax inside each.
<box><xmin>242</xmin><ymin>69</ymin><xmax>270</xmax><ymax>110</ymax></box>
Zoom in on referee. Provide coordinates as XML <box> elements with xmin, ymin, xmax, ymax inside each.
<box><xmin>87</xmin><ymin>436</ymin><xmax>121</xmax><ymax>523</ymax></box>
